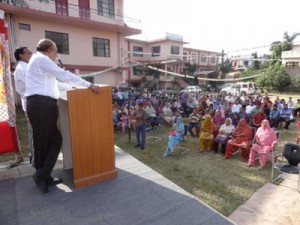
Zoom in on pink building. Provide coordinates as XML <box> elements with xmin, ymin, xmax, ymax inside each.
<box><xmin>127</xmin><ymin>35</ymin><xmax>220</xmax><ymax>89</ymax></box>
<box><xmin>1</xmin><ymin>1</ymin><xmax>220</xmax><ymax>89</ymax></box>
<box><xmin>0</xmin><ymin>0</ymin><xmax>141</xmax><ymax>86</ymax></box>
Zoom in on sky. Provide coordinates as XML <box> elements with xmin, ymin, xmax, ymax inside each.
<box><xmin>124</xmin><ymin>0</ymin><xmax>300</xmax><ymax>56</ymax></box>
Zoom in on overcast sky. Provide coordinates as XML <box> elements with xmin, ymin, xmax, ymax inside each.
<box><xmin>124</xmin><ymin>0</ymin><xmax>300</xmax><ymax>55</ymax></box>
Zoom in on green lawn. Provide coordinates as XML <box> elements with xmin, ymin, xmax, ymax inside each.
<box><xmin>1</xmin><ymin>98</ymin><xmax>299</xmax><ymax>216</ymax></box>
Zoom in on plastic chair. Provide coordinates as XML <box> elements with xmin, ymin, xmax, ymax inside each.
<box><xmin>296</xmin><ymin>121</ymin><xmax>300</xmax><ymax>144</ymax></box>
<box><xmin>271</xmin><ymin>141</ymin><xmax>300</xmax><ymax>192</ymax></box>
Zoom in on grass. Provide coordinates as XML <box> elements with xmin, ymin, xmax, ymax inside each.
<box><xmin>1</xmin><ymin>95</ymin><xmax>299</xmax><ymax>216</ymax></box>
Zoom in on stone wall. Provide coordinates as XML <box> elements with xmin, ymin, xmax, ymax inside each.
<box><xmin>284</xmin><ymin>67</ymin><xmax>300</xmax><ymax>88</ymax></box>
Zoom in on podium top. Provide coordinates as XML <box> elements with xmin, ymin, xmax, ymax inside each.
<box><xmin>59</xmin><ymin>84</ymin><xmax>111</xmax><ymax>101</ymax></box>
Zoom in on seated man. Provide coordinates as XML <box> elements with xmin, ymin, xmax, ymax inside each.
<box><xmin>162</xmin><ymin>102</ymin><xmax>175</xmax><ymax>126</ymax></box>
<box><xmin>293</xmin><ymin>99</ymin><xmax>300</xmax><ymax>116</ymax></box>
<box><xmin>188</xmin><ymin>108</ymin><xmax>200</xmax><ymax>137</ymax></box>
<box><xmin>269</xmin><ymin>104</ymin><xmax>280</xmax><ymax>127</ymax></box>
<box><xmin>273</xmin><ymin>103</ymin><xmax>294</xmax><ymax>130</ymax></box>
<box><xmin>224</xmin><ymin>119</ymin><xmax>253</xmax><ymax>160</ymax></box>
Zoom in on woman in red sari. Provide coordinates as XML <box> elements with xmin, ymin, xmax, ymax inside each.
<box><xmin>224</xmin><ymin>118</ymin><xmax>253</xmax><ymax>160</ymax></box>
<box><xmin>212</xmin><ymin>110</ymin><xmax>225</xmax><ymax>137</ymax></box>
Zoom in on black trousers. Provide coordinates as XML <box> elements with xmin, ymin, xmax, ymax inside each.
<box><xmin>26</xmin><ymin>95</ymin><xmax>62</xmax><ymax>180</ymax></box>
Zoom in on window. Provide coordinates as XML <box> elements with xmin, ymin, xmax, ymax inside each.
<box><xmin>55</xmin><ymin>0</ymin><xmax>68</xmax><ymax>16</ymax></box>
<box><xmin>200</xmin><ymin>55</ymin><xmax>207</xmax><ymax>63</ymax></box>
<box><xmin>210</xmin><ymin>55</ymin><xmax>216</xmax><ymax>64</ymax></box>
<box><xmin>171</xmin><ymin>46</ymin><xmax>179</xmax><ymax>55</ymax></box>
<box><xmin>192</xmin><ymin>54</ymin><xmax>197</xmax><ymax>62</ymax></box>
<box><xmin>19</xmin><ymin>23</ymin><xmax>30</xmax><ymax>31</ymax></box>
<box><xmin>183</xmin><ymin>52</ymin><xmax>187</xmax><ymax>61</ymax></box>
<box><xmin>45</xmin><ymin>31</ymin><xmax>69</xmax><ymax>54</ymax></box>
<box><xmin>151</xmin><ymin>46</ymin><xmax>160</xmax><ymax>57</ymax></box>
<box><xmin>133</xmin><ymin>66</ymin><xmax>144</xmax><ymax>75</ymax></box>
<box><xmin>79</xmin><ymin>0</ymin><xmax>90</xmax><ymax>19</ymax></box>
<box><xmin>133</xmin><ymin>46</ymin><xmax>143</xmax><ymax>57</ymax></box>
<box><xmin>97</xmin><ymin>0</ymin><xmax>114</xmax><ymax>18</ymax></box>
<box><xmin>93</xmin><ymin>37</ymin><xmax>110</xmax><ymax>57</ymax></box>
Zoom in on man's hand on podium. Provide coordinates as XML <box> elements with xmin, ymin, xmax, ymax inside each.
<box><xmin>89</xmin><ymin>84</ymin><xmax>101</xmax><ymax>94</ymax></box>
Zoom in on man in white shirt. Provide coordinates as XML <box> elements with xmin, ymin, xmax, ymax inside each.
<box><xmin>25</xmin><ymin>39</ymin><xmax>100</xmax><ymax>193</ymax></box>
<box><xmin>14</xmin><ymin>47</ymin><xmax>34</xmax><ymax>163</ymax></box>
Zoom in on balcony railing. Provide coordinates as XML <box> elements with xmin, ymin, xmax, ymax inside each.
<box><xmin>1</xmin><ymin>0</ymin><xmax>141</xmax><ymax>29</ymax></box>
<box><xmin>282</xmin><ymin>50</ymin><xmax>300</xmax><ymax>58</ymax></box>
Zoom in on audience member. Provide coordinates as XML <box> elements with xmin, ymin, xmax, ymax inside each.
<box><xmin>248</xmin><ymin>120</ymin><xmax>278</xmax><ymax>169</ymax></box>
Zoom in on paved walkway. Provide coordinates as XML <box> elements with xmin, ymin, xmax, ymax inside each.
<box><xmin>1</xmin><ymin>147</ymin><xmax>299</xmax><ymax>225</ymax></box>
<box><xmin>0</xmin><ymin>147</ymin><xmax>233</xmax><ymax>225</ymax></box>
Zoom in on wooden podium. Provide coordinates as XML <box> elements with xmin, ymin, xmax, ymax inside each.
<box><xmin>58</xmin><ymin>86</ymin><xmax>117</xmax><ymax>188</ymax></box>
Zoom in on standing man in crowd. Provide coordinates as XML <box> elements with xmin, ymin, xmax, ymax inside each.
<box><xmin>25</xmin><ymin>39</ymin><xmax>100</xmax><ymax>193</ymax></box>
<box><xmin>14</xmin><ymin>47</ymin><xmax>34</xmax><ymax>164</ymax></box>
<box><xmin>133</xmin><ymin>101</ymin><xmax>148</xmax><ymax>150</ymax></box>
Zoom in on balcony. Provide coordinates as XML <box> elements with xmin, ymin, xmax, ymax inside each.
<box><xmin>282</xmin><ymin>50</ymin><xmax>300</xmax><ymax>59</ymax></box>
<box><xmin>0</xmin><ymin>0</ymin><xmax>141</xmax><ymax>35</ymax></box>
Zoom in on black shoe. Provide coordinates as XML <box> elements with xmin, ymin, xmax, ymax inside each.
<box><xmin>141</xmin><ymin>146</ymin><xmax>144</xmax><ymax>150</ymax></box>
<box><xmin>32</xmin><ymin>174</ymin><xmax>49</xmax><ymax>193</ymax></box>
<box><xmin>134</xmin><ymin>145</ymin><xmax>141</xmax><ymax>148</ymax></box>
<box><xmin>46</xmin><ymin>177</ymin><xmax>63</xmax><ymax>186</ymax></box>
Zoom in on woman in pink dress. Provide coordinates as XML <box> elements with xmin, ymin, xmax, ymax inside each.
<box><xmin>247</xmin><ymin>119</ymin><xmax>278</xmax><ymax>169</ymax></box>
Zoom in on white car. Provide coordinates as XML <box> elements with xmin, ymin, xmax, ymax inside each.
<box><xmin>220</xmin><ymin>82</ymin><xmax>257</xmax><ymax>96</ymax></box>
<box><xmin>180</xmin><ymin>86</ymin><xmax>202</xmax><ymax>93</ymax></box>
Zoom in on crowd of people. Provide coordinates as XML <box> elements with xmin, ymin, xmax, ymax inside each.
<box><xmin>112</xmin><ymin>88</ymin><xmax>299</xmax><ymax>169</ymax></box>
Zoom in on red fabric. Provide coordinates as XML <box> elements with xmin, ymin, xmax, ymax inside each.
<box><xmin>0</xmin><ymin>122</ymin><xmax>19</xmax><ymax>154</ymax></box>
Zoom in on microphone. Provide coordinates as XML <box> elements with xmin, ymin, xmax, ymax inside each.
<box><xmin>57</xmin><ymin>56</ymin><xmax>64</xmax><ymax>68</ymax></box>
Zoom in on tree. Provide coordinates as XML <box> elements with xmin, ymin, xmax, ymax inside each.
<box><xmin>270</xmin><ymin>32</ymin><xmax>299</xmax><ymax>64</ymax></box>
<box><xmin>219</xmin><ymin>58</ymin><xmax>231</xmax><ymax>74</ymax></box>
<box><xmin>256</xmin><ymin>63</ymin><xmax>291</xmax><ymax>92</ymax></box>
<box><xmin>251</xmin><ymin>52</ymin><xmax>260</xmax><ymax>70</ymax></box>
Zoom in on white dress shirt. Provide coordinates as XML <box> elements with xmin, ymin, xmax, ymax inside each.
<box><xmin>14</xmin><ymin>61</ymin><xmax>27</xmax><ymax>111</ymax></box>
<box><xmin>25</xmin><ymin>52</ymin><xmax>91</xmax><ymax>99</ymax></box>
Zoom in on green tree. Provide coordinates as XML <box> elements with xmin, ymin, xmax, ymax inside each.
<box><xmin>270</xmin><ymin>32</ymin><xmax>299</xmax><ymax>65</ymax></box>
<box><xmin>251</xmin><ymin>52</ymin><xmax>260</xmax><ymax>70</ymax></box>
<box><xmin>256</xmin><ymin>63</ymin><xmax>291</xmax><ymax>92</ymax></box>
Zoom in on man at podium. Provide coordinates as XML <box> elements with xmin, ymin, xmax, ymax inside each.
<box><xmin>25</xmin><ymin>38</ymin><xmax>100</xmax><ymax>193</ymax></box>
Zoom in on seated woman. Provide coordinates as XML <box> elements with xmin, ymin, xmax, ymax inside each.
<box><xmin>212</xmin><ymin>110</ymin><xmax>225</xmax><ymax>137</ymax></box>
<box><xmin>224</xmin><ymin>118</ymin><xmax>253</xmax><ymax>160</ymax></box>
<box><xmin>199</xmin><ymin>114</ymin><xmax>214</xmax><ymax>152</ymax></box>
<box><xmin>163</xmin><ymin>116</ymin><xmax>185</xmax><ymax>158</ymax></box>
<box><xmin>247</xmin><ymin>119</ymin><xmax>278</xmax><ymax>169</ymax></box>
<box><xmin>213</xmin><ymin>118</ymin><xmax>235</xmax><ymax>154</ymax></box>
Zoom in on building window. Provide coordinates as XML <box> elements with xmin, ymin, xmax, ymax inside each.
<box><xmin>55</xmin><ymin>0</ymin><xmax>68</xmax><ymax>16</ymax></box>
<box><xmin>133</xmin><ymin>66</ymin><xmax>144</xmax><ymax>75</ymax></box>
<box><xmin>200</xmin><ymin>55</ymin><xmax>207</xmax><ymax>63</ymax></box>
<box><xmin>151</xmin><ymin>46</ymin><xmax>160</xmax><ymax>57</ymax></box>
<box><xmin>97</xmin><ymin>0</ymin><xmax>114</xmax><ymax>18</ymax></box>
<box><xmin>133</xmin><ymin>46</ymin><xmax>143</xmax><ymax>57</ymax></box>
<box><xmin>79</xmin><ymin>0</ymin><xmax>90</xmax><ymax>19</ymax></box>
<box><xmin>39</xmin><ymin>0</ymin><xmax>49</xmax><ymax>3</ymax></box>
<box><xmin>192</xmin><ymin>54</ymin><xmax>197</xmax><ymax>63</ymax></box>
<box><xmin>171</xmin><ymin>46</ymin><xmax>179</xmax><ymax>55</ymax></box>
<box><xmin>19</xmin><ymin>23</ymin><xmax>31</xmax><ymax>31</ymax></box>
<box><xmin>183</xmin><ymin>52</ymin><xmax>187</xmax><ymax>61</ymax></box>
<box><xmin>93</xmin><ymin>37</ymin><xmax>110</xmax><ymax>57</ymax></box>
<box><xmin>210</xmin><ymin>55</ymin><xmax>216</xmax><ymax>64</ymax></box>
<box><xmin>45</xmin><ymin>31</ymin><xmax>69</xmax><ymax>54</ymax></box>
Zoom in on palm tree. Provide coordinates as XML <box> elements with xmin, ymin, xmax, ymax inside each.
<box><xmin>270</xmin><ymin>32</ymin><xmax>299</xmax><ymax>61</ymax></box>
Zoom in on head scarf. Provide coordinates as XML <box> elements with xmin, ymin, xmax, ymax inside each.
<box><xmin>202</xmin><ymin>114</ymin><xmax>213</xmax><ymax>130</ymax></box>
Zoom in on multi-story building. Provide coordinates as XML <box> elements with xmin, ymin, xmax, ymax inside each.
<box><xmin>126</xmin><ymin>33</ymin><xmax>220</xmax><ymax>90</ymax></box>
<box><xmin>282</xmin><ymin>37</ymin><xmax>300</xmax><ymax>68</ymax></box>
<box><xmin>1</xmin><ymin>1</ymin><xmax>220</xmax><ymax>90</ymax></box>
<box><xmin>0</xmin><ymin>0</ymin><xmax>141</xmax><ymax>86</ymax></box>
